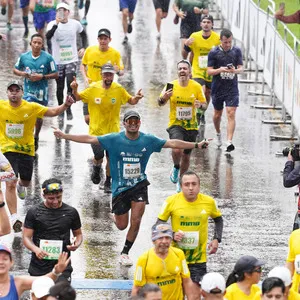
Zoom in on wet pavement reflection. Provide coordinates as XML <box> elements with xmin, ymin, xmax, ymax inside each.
<box><xmin>0</xmin><ymin>0</ymin><xmax>298</xmax><ymax>299</ymax></box>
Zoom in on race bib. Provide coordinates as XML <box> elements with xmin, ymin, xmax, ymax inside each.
<box><xmin>60</xmin><ymin>45</ymin><xmax>73</xmax><ymax>62</ymax></box>
<box><xmin>38</xmin><ymin>0</ymin><xmax>54</xmax><ymax>7</ymax></box>
<box><xmin>6</xmin><ymin>124</ymin><xmax>24</xmax><ymax>139</ymax></box>
<box><xmin>220</xmin><ymin>72</ymin><xmax>235</xmax><ymax>80</ymax></box>
<box><xmin>295</xmin><ymin>255</ymin><xmax>300</xmax><ymax>274</ymax></box>
<box><xmin>123</xmin><ymin>163</ymin><xmax>141</xmax><ymax>179</ymax></box>
<box><xmin>40</xmin><ymin>239</ymin><xmax>63</xmax><ymax>260</ymax></box>
<box><xmin>176</xmin><ymin>107</ymin><xmax>192</xmax><ymax>120</ymax></box>
<box><xmin>198</xmin><ymin>55</ymin><xmax>208</xmax><ymax>68</ymax></box>
<box><xmin>177</xmin><ymin>231</ymin><xmax>199</xmax><ymax>250</ymax></box>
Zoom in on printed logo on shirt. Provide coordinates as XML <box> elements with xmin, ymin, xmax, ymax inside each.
<box><xmin>95</xmin><ymin>98</ymin><xmax>101</xmax><ymax>104</ymax></box>
<box><xmin>111</xmin><ymin>98</ymin><xmax>116</xmax><ymax>104</ymax></box>
<box><xmin>120</xmin><ymin>152</ymin><xmax>125</xmax><ymax>156</ymax></box>
<box><xmin>201</xmin><ymin>209</ymin><xmax>207</xmax><ymax>214</ymax></box>
<box><xmin>24</xmin><ymin>114</ymin><xmax>28</xmax><ymax>118</ymax></box>
<box><xmin>141</xmin><ymin>148</ymin><xmax>146</xmax><ymax>152</ymax></box>
<box><xmin>40</xmin><ymin>65</ymin><xmax>45</xmax><ymax>68</ymax></box>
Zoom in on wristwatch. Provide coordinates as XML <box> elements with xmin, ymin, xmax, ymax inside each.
<box><xmin>52</xmin><ymin>268</ymin><xmax>62</xmax><ymax>277</ymax></box>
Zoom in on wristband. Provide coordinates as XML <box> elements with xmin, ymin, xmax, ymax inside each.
<box><xmin>195</xmin><ymin>142</ymin><xmax>199</xmax><ymax>148</ymax></box>
<box><xmin>0</xmin><ymin>202</ymin><xmax>5</xmax><ymax>208</ymax></box>
<box><xmin>159</xmin><ymin>97</ymin><xmax>165</xmax><ymax>105</ymax></box>
<box><xmin>184</xmin><ymin>44</ymin><xmax>191</xmax><ymax>52</ymax></box>
<box><xmin>42</xmin><ymin>75</ymin><xmax>46</xmax><ymax>80</ymax></box>
<box><xmin>52</xmin><ymin>268</ymin><xmax>62</xmax><ymax>277</ymax></box>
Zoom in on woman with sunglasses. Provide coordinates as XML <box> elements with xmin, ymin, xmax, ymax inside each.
<box><xmin>225</xmin><ymin>255</ymin><xmax>265</xmax><ymax>300</ymax></box>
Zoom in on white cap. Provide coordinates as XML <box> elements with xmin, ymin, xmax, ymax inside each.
<box><xmin>56</xmin><ymin>2</ymin><xmax>70</xmax><ymax>10</ymax></box>
<box><xmin>201</xmin><ymin>272</ymin><xmax>226</xmax><ymax>293</ymax></box>
<box><xmin>31</xmin><ymin>277</ymin><xmax>55</xmax><ymax>298</ymax></box>
<box><xmin>268</xmin><ymin>266</ymin><xmax>292</xmax><ymax>286</ymax></box>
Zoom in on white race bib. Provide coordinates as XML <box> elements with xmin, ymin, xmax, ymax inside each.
<box><xmin>176</xmin><ymin>107</ymin><xmax>192</xmax><ymax>120</ymax></box>
<box><xmin>295</xmin><ymin>254</ymin><xmax>300</xmax><ymax>274</ymax></box>
<box><xmin>60</xmin><ymin>45</ymin><xmax>73</xmax><ymax>62</ymax></box>
<box><xmin>40</xmin><ymin>239</ymin><xmax>63</xmax><ymax>260</ymax></box>
<box><xmin>38</xmin><ymin>0</ymin><xmax>54</xmax><ymax>7</ymax></box>
<box><xmin>220</xmin><ymin>72</ymin><xmax>235</xmax><ymax>80</ymax></box>
<box><xmin>123</xmin><ymin>163</ymin><xmax>141</xmax><ymax>179</ymax></box>
<box><xmin>177</xmin><ymin>231</ymin><xmax>199</xmax><ymax>249</ymax></box>
<box><xmin>6</xmin><ymin>124</ymin><xmax>24</xmax><ymax>138</ymax></box>
<box><xmin>198</xmin><ymin>55</ymin><xmax>208</xmax><ymax>68</ymax></box>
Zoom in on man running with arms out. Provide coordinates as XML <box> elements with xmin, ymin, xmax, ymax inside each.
<box><xmin>23</xmin><ymin>178</ymin><xmax>82</xmax><ymax>282</ymax></box>
<box><xmin>71</xmin><ymin>64</ymin><xmax>141</xmax><ymax>193</ymax></box>
<box><xmin>14</xmin><ymin>33</ymin><xmax>58</xmax><ymax>151</ymax></box>
<box><xmin>158</xmin><ymin>59</ymin><xmax>207</xmax><ymax>192</ymax></box>
<box><xmin>0</xmin><ymin>80</ymin><xmax>74</xmax><ymax>232</ymax></box>
<box><xmin>53</xmin><ymin>110</ymin><xmax>210</xmax><ymax>266</ymax></box>
<box><xmin>183</xmin><ymin>15</ymin><xmax>220</xmax><ymax>125</ymax></box>
<box><xmin>46</xmin><ymin>2</ymin><xmax>87</xmax><ymax>120</ymax></box>
<box><xmin>131</xmin><ymin>223</ymin><xmax>198</xmax><ymax>299</ymax></box>
<box><xmin>80</xmin><ymin>28</ymin><xmax>124</xmax><ymax>125</ymax></box>
<box><xmin>157</xmin><ymin>170</ymin><xmax>223</xmax><ymax>298</ymax></box>
<box><xmin>207</xmin><ymin>29</ymin><xmax>243</xmax><ymax>152</ymax></box>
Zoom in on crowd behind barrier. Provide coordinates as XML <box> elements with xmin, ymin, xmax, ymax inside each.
<box><xmin>213</xmin><ymin>0</ymin><xmax>300</xmax><ymax>137</ymax></box>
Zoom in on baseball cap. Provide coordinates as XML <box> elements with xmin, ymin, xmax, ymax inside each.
<box><xmin>268</xmin><ymin>266</ymin><xmax>292</xmax><ymax>287</ymax></box>
<box><xmin>7</xmin><ymin>80</ymin><xmax>23</xmax><ymax>90</ymax></box>
<box><xmin>123</xmin><ymin>110</ymin><xmax>141</xmax><ymax>122</ymax></box>
<box><xmin>151</xmin><ymin>223</ymin><xmax>173</xmax><ymax>241</ymax></box>
<box><xmin>31</xmin><ymin>277</ymin><xmax>55</xmax><ymax>298</ymax></box>
<box><xmin>101</xmin><ymin>63</ymin><xmax>115</xmax><ymax>74</ymax></box>
<box><xmin>0</xmin><ymin>244</ymin><xmax>12</xmax><ymax>258</ymax></box>
<box><xmin>234</xmin><ymin>255</ymin><xmax>265</xmax><ymax>273</ymax></box>
<box><xmin>56</xmin><ymin>2</ymin><xmax>70</xmax><ymax>10</ymax></box>
<box><xmin>201</xmin><ymin>14</ymin><xmax>214</xmax><ymax>23</ymax></box>
<box><xmin>201</xmin><ymin>272</ymin><xmax>226</xmax><ymax>293</ymax></box>
<box><xmin>98</xmin><ymin>28</ymin><xmax>111</xmax><ymax>38</ymax></box>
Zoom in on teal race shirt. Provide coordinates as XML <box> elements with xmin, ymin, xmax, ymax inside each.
<box><xmin>15</xmin><ymin>50</ymin><xmax>57</xmax><ymax>103</ymax></box>
<box><xmin>98</xmin><ymin>131</ymin><xmax>166</xmax><ymax>197</ymax></box>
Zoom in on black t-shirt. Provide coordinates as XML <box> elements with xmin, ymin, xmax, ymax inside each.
<box><xmin>24</xmin><ymin>202</ymin><xmax>81</xmax><ymax>275</ymax></box>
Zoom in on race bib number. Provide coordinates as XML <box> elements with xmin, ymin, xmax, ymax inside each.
<box><xmin>177</xmin><ymin>231</ymin><xmax>199</xmax><ymax>250</ymax></box>
<box><xmin>295</xmin><ymin>255</ymin><xmax>300</xmax><ymax>274</ymax></box>
<box><xmin>40</xmin><ymin>239</ymin><xmax>63</xmax><ymax>260</ymax></box>
<box><xmin>123</xmin><ymin>163</ymin><xmax>141</xmax><ymax>179</ymax></box>
<box><xmin>198</xmin><ymin>55</ymin><xmax>208</xmax><ymax>68</ymax></box>
<box><xmin>38</xmin><ymin>0</ymin><xmax>54</xmax><ymax>7</ymax></box>
<box><xmin>6</xmin><ymin>124</ymin><xmax>24</xmax><ymax>139</ymax></box>
<box><xmin>176</xmin><ymin>107</ymin><xmax>192</xmax><ymax>120</ymax></box>
<box><xmin>60</xmin><ymin>45</ymin><xmax>73</xmax><ymax>62</ymax></box>
<box><xmin>220</xmin><ymin>72</ymin><xmax>235</xmax><ymax>80</ymax></box>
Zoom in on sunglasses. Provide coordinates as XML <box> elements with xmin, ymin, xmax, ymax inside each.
<box><xmin>252</xmin><ymin>267</ymin><xmax>263</xmax><ymax>273</ymax></box>
<box><xmin>125</xmin><ymin>118</ymin><xmax>140</xmax><ymax>125</ymax></box>
<box><xmin>42</xmin><ymin>183</ymin><xmax>63</xmax><ymax>194</ymax></box>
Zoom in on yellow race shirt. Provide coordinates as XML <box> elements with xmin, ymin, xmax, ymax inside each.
<box><xmin>162</xmin><ymin>80</ymin><xmax>206</xmax><ymax>130</ymax></box>
<box><xmin>134</xmin><ymin>246</ymin><xmax>190</xmax><ymax>300</ymax></box>
<box><xmin>225</xmin><ymin>283</ymin><xmax>260</xmax><ymax>300</ymax></box>
<box><xmin>79</xmin><ymin>81</ymin><xmax>131</xmax><ymax>136</ymax></box>
<box><xmin>287</xmin><ymin>229</ymin><xmax>300</xmax><ymax>293</ymax></box>
<box><xmin>189</xmin><ymin>31</ymin><xmax>220</xmax><ymax>81</ymax></box>
<box><xmin>82</xmin><ymin>45</ymin><xmax>124</xmax><ymax>83</ymax></box>
<box><xmin>0</xmin><ymin>100</ymin><xmax>48</xmax><ymax>156</ymax></box>
<box><xmin>158</xmin><ymin>193</ymin><xmax>222</xmax><ymax>264</ymax></box>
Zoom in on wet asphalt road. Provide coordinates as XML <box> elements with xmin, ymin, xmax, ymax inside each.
<box><xmin>0</xmin><ymin>0</ymin><xmax>299</xmax><ymax>299</ymax></box>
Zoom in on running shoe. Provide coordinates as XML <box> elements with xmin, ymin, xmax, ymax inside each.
<box><xmin>12</xmin><ymin>219</ymin><xmax>22</xmax><ymax>233</ymax></box>
<box><xmin>156</xmin><ymin>32</ymin><xmax>161</xmax><ymax>40</ymax></box>
<box><xmin>80</xmin><ymin>18</ymin><xmax>88</xmax><ymax>25</ymax></box>
<box><xmin>34</xmin><ymin>137</ymin><xmax>39</xmax><ymax>152</ymax></box>
<box><xmin>6</xmin><ymin>22</ymin><xmax>12</xmax><ymax>31</ymax></box>
<box><xmin>23</xmin><ymin>29</ymin><xmax>29</xmax><ymax>39</ymax></box>
<box><xmin>104</xmin><ymin>180</ymin><xmax>112</xmax><ymax>194</ymax></box>
<box><xmin>226</xmin><ymin>142</ymin><xmax>235</xmax><ymax>152</ymax></box>
<box><xmin>170</xmin><ymin>167</ymin><xmax>179</xmax><ymax>184</ymax></box>
<box><xmin>216</xmin><ymin>133</ymin><xmax>222</xmax><ymax>148</ymax></box>
<box><xmin>127</xmin><ymin>22</ymin><xmax>132</xmax><ymax>34</ymax></box>
<box><xmin>1</xmin><ymin>7</ymin><xmax>6</xmax><ymax>15</ymax></box>
<box><xmin>17</xmin><ymin>183</ymin><xmax>26</xmax><ymax>200</ymax></box>
<box><xmin>176</xmin><ymin>181</ymin><xmax>181</xmax><ymax>193</ymax></box>
<box><xmin>119</xmin><ymin>254</ymin><xmax>133</xmax><ymax>266</ymax></box>
<box><xmin>66</xmin><ymin>107</ymin><xmax>73</xmax><ymax>120</ymax></box>
<box><xmin>91</xmin><ymin>165</ymin><xmax>101</xmax><ymax>184</ymax></box>
<box><xmin>122</xmin><ymin>36</ymin><xmax>128</xmax><ymax>45</ymax></box>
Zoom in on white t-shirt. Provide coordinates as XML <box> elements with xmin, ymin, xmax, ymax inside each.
<box><xmin>0</xmin><ymin>152</ymin><xmax>16</xmax><ymax>182</ymax></box>
<box><xmin>47</xmin><ymin>19</ymin><xmax>83</xmax><ymax>65</ymax></box>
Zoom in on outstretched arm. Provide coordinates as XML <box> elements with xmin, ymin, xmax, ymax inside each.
<box><xmin>163</xmin><ymin>139</ymin><xmax>210</xmax><ymax>149</ymax></box>
<box><xmin>53</xmin><ymin>127</ymin><xmax>99</xmax><ymax>145</ymax></box>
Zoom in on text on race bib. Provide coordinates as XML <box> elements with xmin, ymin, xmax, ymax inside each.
<box><xmin>123</xmin><ymin>163</ymin><xmax>141</xmax><ymax>179</ymax></box>
<box><xmin>59</xmin><ymin>45</ymin><xmax>73</xmax><ymax>62</ymax></box>
<box><xmin>40</xmin><ymin>239</ymin><xmax>63</xmax><ymax>260</ymax></box>
<box><xmin>176</xmin><ymin>107</ymin><xmax>192</xmax><ymax>120</ymax></box>
<box><xmin>38</xmin><ymin>0</ymin><xmax>55</xmax><ymax>7</ymax></box>
<box><xmin>198</xmin><ymin>55</ymin><xmax>208</xmax><ymax>68</ymax></box>
<box><xmin>6</xmin><ymin>124</ymin><xmax>24</xmax><ymax>139</ymax></box>
<box><xmin>177</xmin><ymin>231</ymin><xmax>199</xmax><ymax>250</ymax></box>
<box><xmin>220</xmin><ymin>72</ymin><xmax>235</xmax><ymax>80</ymax></box>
